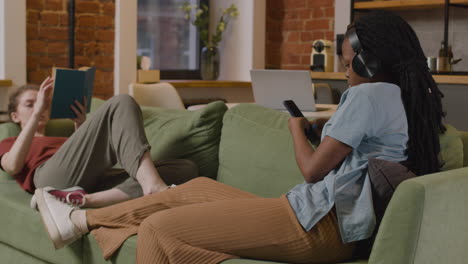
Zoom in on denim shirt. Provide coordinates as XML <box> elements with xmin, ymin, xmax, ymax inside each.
<box><xmin>286</xmin><ymin>82</ymin><xmax>408</xmax><ymax>243</ymax></box>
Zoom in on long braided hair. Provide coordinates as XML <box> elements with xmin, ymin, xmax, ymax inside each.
<box><xmin>353</xmin><ymin>11</ymin><xmax>446</xmax><ymax>175</ymax></box>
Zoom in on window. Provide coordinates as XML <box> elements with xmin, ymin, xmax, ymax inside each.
<box><xmin>137</xmin><ymin>0</ymin><xmax>206</xmax><ymax>79</ymax></box>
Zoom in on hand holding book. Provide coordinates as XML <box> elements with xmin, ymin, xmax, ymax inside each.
<box><xmin>70</xmin><ymin>98</ymin><xmax>87</xmax><ymax>130</ymax></box>
<box><xmin>50</xmin><ymin>66</ymin><xmax>96</xmax><ymax>119</ymax></box>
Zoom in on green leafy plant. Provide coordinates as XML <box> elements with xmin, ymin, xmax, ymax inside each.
<box><xmin>181</xmin><ymin>2</ymin><xmax>239</xmax><ymax>48</ymax></box>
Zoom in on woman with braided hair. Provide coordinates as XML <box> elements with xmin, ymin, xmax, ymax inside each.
<box><xmin>343</xmin><ymin>10</ymin><xmax>446</xmax><ymax>176</ymax></box>
<box><xmin>34</xmin><ymin>10</ymin><xmax>445</xmax><ymax>264</ymax></box>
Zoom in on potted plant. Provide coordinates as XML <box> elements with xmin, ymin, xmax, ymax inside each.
<box><xmin>181</xmin><ymin>2</ymin><xmax>239</xmax><ymax>80</ymax></box>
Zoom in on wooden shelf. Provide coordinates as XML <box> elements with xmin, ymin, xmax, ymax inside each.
<box><xmin>0</xmin><ymin>80</ymin><xmax>12</xmax><ymax>87</ymax></box>
<box><xmin>311</xmin><ymin>72</ymin><xmax>347</xmax><ymax>81</ymax></box>
<box><xmin>311</xmin><ymin>72</ymin><xmax>468</xmax><ymax>84</ymax></box>
<box><xmin>354</xmin><ymin>0</ymin><xmax>468</xmax><ymax>10</ymax></box>
<box><xmin>162</xmin><ymin>80</ymin><xmax>251</xmax><ymax>89</ymax></box>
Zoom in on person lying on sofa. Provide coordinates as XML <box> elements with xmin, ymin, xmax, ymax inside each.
<box><xmin>35</xmin><ymin>10</ymin><xmax>446</xmax><ymax>263</ymax></box>
<box><xmin>0</xmin><ymin>80</ymin><xmax>198</xmax><ymax>208</ymax></box>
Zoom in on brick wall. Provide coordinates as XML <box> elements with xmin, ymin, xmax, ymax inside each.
<box><xmin>27</xmin><ymin>0</ymin><xmax>115</xmax><ymax>99</ymax></box>
<box><xmin>266</xmin><ymin>0</ymin><xmax>335</xmax><ymax>70</ymax></box>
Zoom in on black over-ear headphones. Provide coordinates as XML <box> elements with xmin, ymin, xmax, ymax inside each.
<box><xmin>346</xmin><ymin>27</ymin><xmax>382</xmax><ymax>78</ymax></box>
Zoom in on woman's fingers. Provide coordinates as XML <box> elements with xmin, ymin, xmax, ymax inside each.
<box><xmin>70</xmin><ymin>104</ymin><xmax>80</xmax><ymax>116</ymax></box>
<box><xmin>40</xmin><ymin>76</ymin><xmax>53</xmax><ymax>90</ymax></box>
<box><xmin>74</xmin><ymin>99</ymin><xmax>86</xmax><ymax>113</ymax></box>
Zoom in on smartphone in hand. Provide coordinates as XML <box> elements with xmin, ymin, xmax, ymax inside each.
<box><xmin>283</xmin><ymin>100</ymin><xmax>320</xmax><ymax>145</ymax></box>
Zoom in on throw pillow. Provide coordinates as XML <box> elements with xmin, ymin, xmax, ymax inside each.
<box><xmin>368</xmin><ymin>158</ymin><xmax>417</xmax><ymax>222</ymax></box>
<box><xmin>141</xmin><ymin>101</ymin><xmax>227</xmax><ymax>179</ymax></box>
<box><xmin>439</xmin><ymin>124</ymin><xmax>464</xmax><ymax>171</ymax></box>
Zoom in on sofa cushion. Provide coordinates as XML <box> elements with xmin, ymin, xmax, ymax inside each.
<box><xmin>439</xmin><ymin>124</ymin><xmax>464</xmax><ymax>171</ymax></box>
<box><xmin>0</xmin><ymin>181</ymin><xmax>82</xmax><ymax>263</ymax></box>
<box><xmin>368</xmin><ymin>158</ymin><xmax>416</xmax><ymax>222</ymax></box>
<box><xmin>217</xmin><ymin>104</ymin><xmax>305</xmax><ymax>197</ymax></box>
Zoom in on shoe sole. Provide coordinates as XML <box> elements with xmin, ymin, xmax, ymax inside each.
<box><xmin>35</xmin><ymin>189</ymin><xmax>66</xmax><ymax>249</ymax></box>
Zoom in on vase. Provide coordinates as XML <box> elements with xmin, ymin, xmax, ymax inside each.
<box><xmin>200</xmin><ymin>46</ymin><xmax>220</xmax><ymax>80</ymax></box>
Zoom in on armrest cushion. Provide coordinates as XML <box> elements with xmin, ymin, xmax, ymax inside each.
<box><xmin>369</xmin><ymin>167</ymin><xmax>468</xmax><ymax>264</ymax></box>
<box><xmin>460</xmin><ymin>131</ymin><xmax>468</xmax><ymax>167</ymax></box>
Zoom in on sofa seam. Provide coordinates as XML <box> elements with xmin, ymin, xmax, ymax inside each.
<box><xmin>408</xmin><ymin>184</ymin><xmax>426</xmax><ymax>264</ymax></box>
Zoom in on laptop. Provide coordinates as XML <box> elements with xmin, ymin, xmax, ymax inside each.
<box><xmin>250</xmin><ymin>69</ymin><xmax>317</xmax><ymax>111</ymax></box>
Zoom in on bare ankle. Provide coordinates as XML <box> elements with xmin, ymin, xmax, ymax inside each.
<box><xmin>142</xmin><ymin>184</ymin><xmax>168</xmax><ymax>196</ymax></box>
<box><xmin>70</xmin><ymin>210</ymin><xmax>89</xmax><ymax>234</ymax></box>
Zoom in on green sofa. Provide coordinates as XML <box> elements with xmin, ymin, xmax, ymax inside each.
<box><xmin>0</xmin><ymin>99</ymin><xmax>467</xmax><ymax>264</ymax></box>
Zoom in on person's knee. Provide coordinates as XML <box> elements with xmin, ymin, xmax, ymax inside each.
<box><xmin>139</xmin><ymin>211</ymin><xmax>174</xmax><ymax>238</ymax></box>
<box><xmin>108</xmin><ymin>94</ymin><xmax>139</xmax><ymax>109</ymax></box>
<box><xmin>187</xmin><ymin>176</ymin><xmax>213</xmax><ymax>186</ymax></box>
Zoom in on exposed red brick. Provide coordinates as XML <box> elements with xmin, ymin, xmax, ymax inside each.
<box><xmin>96</xmin><ymin>15</ymin><xmax>114</xmax><ymax>28</ymax></box>
<box><xmin>287</xmin><ymin>32</ymin><xmax>301</xmax><ymax>42</ymax></box>
<box><xmin>75</xmin><ymin>55</ymin><xmax>92</xmax><ymax>67</ymax></box>
<box><xmin>285</xmin><ymin>0</ymin><xmax>306</xmax><ymax>9</ymax></box>
<box><xmin>304</xmin><ymin>19</ymin><xmax>330</xmax><ymax>31</ymax></box>
<box><xmin>312</xmin><ymin>31</ymin><xmax>326</xmax><ymax>40</ymax></box>
<box><xmin>44</xmin><ymin>0</ymin><xmax>64</xmax><ymax>11</ymax></box>
<box><xmin>48</xmin><ymin>41</ymin><xmax>68</xmax><ymax>54</ymax></box>
<box><xmin>299</xmin><ymin>10</ymin><xmax>311</xmax><ymax>20</ymax></box>
<box><xmin>59</xmin><ymin>14</ymin><xmax>69</xmax><ymax>26</ymax></box>
<box><xmin>325</xmin><ymin>7</ymin><xmax>334</xmax><ymax>17</ymax></box>
<box><xmin>75</xmin><ymin>28</ymin><xmax>95</xmax><ymax>41</ymax></box>
<box><xmin>313</xmin><ymin>8</ymin><xmax>324</xmax><ymax>18</ymax></box>
<box><xmin>27</xmin><ymin>0</ymin><xmax>43</xmax><ymax>10</ymax></box>
<box><xmin>96</xmin><ymin>30</ymin><xmax>114</xmax><ymax>42</ymax></box>
<box><xmin>283</xmin><ymin>20</ymin><xmax>303</xmax><ymax>31</ymax></box>
<box><xmin>77</xmin><ymin>15</ymin><xmax>96</xmax><ymax>27</ymax></box>
<box><xmin>27</xmin><ymin>55</ymin><xmax>40</xmax><ymax>71</ymax></box>
<box><xmin>28</xmin><ymin>40</ymin><xmax>47</xmax><ymax>53</ymax></box>
<box><xmin>269</xmin><ymin>10</ymin><xmax>285</xmax><ymax>20</ymax></box>
<box><xmin>266</xmin><ymin>0</ymin><xmax>334</xmax><ymax>70</ymax></box>
<box><xmin>41</xmin><ymin>12</ymin><xmax>61</xmax><ymax>25</ymax></box>
<box><xmin>76</xmin><ymin>1</ymin><xmax>100</xmax><ymax>14</ymax></box>
<box><xmin>301</xmin><ymin>32</ymin><xmax>313</xmax><ymax>42</ymax></box>
<box><xmin>29</xmin><ymin>70</ymin><xmax>48</xmax><ymax>84</ymax></box>
<box><xmin>84</xmin><ymin>42</ymin><xmax>98</xmax><ymax>55</ymax></box>
<box><xmin>96</xmin><ymin>42</ymin><xmax>114</xmax><ymax>55</ymax></box>
<box><xmin>95</xmin><ymin>70</ymin><xmax>113</xmax><ymax>82</ymax></box>
<box><xmin>94</xmin><ymin>55</ymin><xmax>113</xmax><ymax>70</ymax></box>
<box><xmin>268</xmin><ymin>32</ymin><xmax>284</xmax><ymax>42</ymax></box>
<box><xmin>53</xmin><ymin>56</ymin><xmax>70</xmax><ymax>68</ymax></box>
<box><xmin>40</xmin><ymin>27</ymin><xmax>69</xmax><ymax>41</ymax></box>
<box><xmin>286</xmin><ymin>54</ymin><xmax>301</xmax><ymax>64</ymax></box>
<box><xmin>325</xmin><ymin>31</ymin><xmax>334</xmax><ymax>41</ymax></box>
<box><xmin>28</xmin><ymin>10</ymin><xmax>40</xmax><ymax>23</ymax></box>
<box><xmin>285</xmin><ymin>10</ymin><xmax>300</xmax><ymax>20</ymax></box>
<box><xmin>307</xmin><ymin>0</ymin><xmax>333</xmax><ymax>8</ymax></box>
<box><xmin>27</xmin><ymin>24</ymin><xmax>40</xmax><ymax>39</ymax></box>
<box><xmin>38</xmin><ymin>56</ymin><xmax>55</xmax><ymax>67</ymax></box>
<box><xmin>102</xmin><ymin>2</ymin><xmax>115</xmax><ymax>15</ymax></box>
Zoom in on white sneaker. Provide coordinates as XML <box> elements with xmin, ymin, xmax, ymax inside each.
<box><xmin>35</xmin><ymin>188</ymin><xmax>84</xmax><ymax>249</ymax></box>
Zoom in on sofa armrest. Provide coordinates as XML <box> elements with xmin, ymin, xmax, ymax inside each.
<box><xmin>368</xmin><ymin>167</ymin><xmax>468</xmax><ymax>264</ymax></box>
<box><xmin>460</xmin><ymin>131</ymin><xmax>468</xmax><ymax>167</ymax></box>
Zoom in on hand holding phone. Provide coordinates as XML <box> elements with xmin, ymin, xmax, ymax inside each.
<box><xmin>283</xmin><ymin>100</ymin><xmax>320</xmax><ymax>145</ymax></box>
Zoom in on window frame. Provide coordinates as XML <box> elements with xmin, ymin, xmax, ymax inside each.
<box><xmin>137</xmin><ymin>0</ymin><xmax>209</xmax><ymax>80</ymax></box>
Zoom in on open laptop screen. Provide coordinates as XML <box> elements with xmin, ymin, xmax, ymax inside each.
<box><xmin>250</xmin><ymin>70</ymin><xmax>316</xmax><ymax>111</ymax></box>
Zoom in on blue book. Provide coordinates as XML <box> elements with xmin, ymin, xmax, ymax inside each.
<box><xmin>50</xmin><ymin>66</ymin><xmax>96</xmax><ymax>119</ymax></box>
